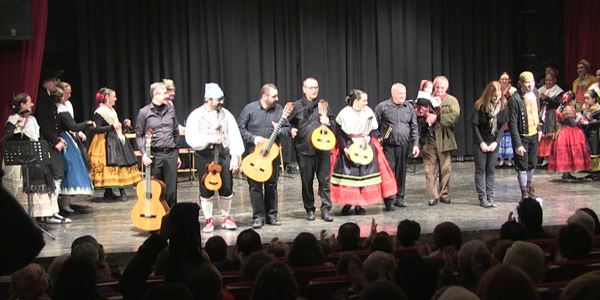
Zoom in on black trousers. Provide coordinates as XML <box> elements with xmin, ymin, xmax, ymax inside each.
<box><xmin>473</xmin><ymin>143</ymin><xmax>499</xmax><ymax>202</ymax></box>
<box><xmin>197</xmin><ymin>154</ymin><xmax>233</xmax><ymax>198</ymax></box>
<box><xmin>514</xmin><ymin>134</ymin><xmax>538</xmax><ymax>172</ymax></box>
<box><xmin>150</xmin><ymin>150</ymin><xmax>178</xmax><ymax>207</ymax></box>
<box><xmin>247</xmin><ymin>161</ymin><xmax>279</xmax><ymax>221</ymax></box>
<box><xmin>383</xmin><ymin>143</ymin><xmax>410</xmax><ymax>201</ymax></box>
<box><xmin>297</xmin><ymin>152</ymin><xmax>332</xmax><ymax>213</ymax></box>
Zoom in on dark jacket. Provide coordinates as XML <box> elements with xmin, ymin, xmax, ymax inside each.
<box><xmin>508</xmin><ymin>89</ymin><xmax>541</xmax><ymax>149</ymax></box>
<box><xmin>472</xmin><ymin>108</ymin><xmax>507</xmax><ymax>145</ymax></box>
<box><xmin>288</xmin><ymin>97</ymin><xmax>336</xmax><ymax>155</ymax></box>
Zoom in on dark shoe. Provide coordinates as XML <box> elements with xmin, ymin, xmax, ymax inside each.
<box><xmin>267</xmin><ymin>216</ymin><xmax>281</xmax><ymax>226</ymax></box>
<box><xmin>384</xmin><ymin>204</ymin><xmax>395</xmax><ymax>212</ymax></box>
<box><xmin>252</xmin><ymin>218</ymin><xmax>264</xmax><ymax>229</ymax></box>
<box><xmin>562</xmin><ymin>173</ymin><xmax>577</xmax><ymax>183</ymax></box>
<box><xmin>428</xmin><ymin>198</ymin><xmax>438</xmax><ymax>206</ymax></box>
<box><xmin>439</xmin><ymin>196</ymin><xmax>451</xmax><ymax>204</ymax></box>
<box><xmin>520</xmin><ymin>187</ymin><xmax>529</xmax><ymax>199</ymax></box>
<box><xmin>394</xmin><ymin>198</ymin><xmax>406</xmax><ymax>207</ymax></box>
<box><xmin>341</xmin><ymin>205</ymin><xmax>352</xmax><ymax>216</ymax></box>
<box><xmin>306</xmin><ymin>211</ymin><xmax>316</xmax><ymax>221</ymax></box>
<box><xmin>479</xmin><ymin>200</ymin><xmax>493</xmax><ymax>208</ymax></box>
<box><xmin>104</xmin><ymin>189</ymin><xmax>118</xmax><ymax>200</ymax></box>
<box><xmin>527</xmin><ymin>183</ymin><xmax>537</xmax><ymax>199</ymax></box>
<box><xmin>118</xmin><ymin>188</ymin><xmax>127</xmax><ymax>201</ymax></box>
<box><xmin>58</xmin><ymin>197</ymin><xmax>75</xmax><ymax>213</ymax></box>
<box><xmin>321</xmin><ymin>209</ymin><xmax>333</xmax><ymax>222</ymax></box>
<box><xmin>354</xmin><ymin>206</ymin><xmax>366</xmax><ymax>215</ymax></box>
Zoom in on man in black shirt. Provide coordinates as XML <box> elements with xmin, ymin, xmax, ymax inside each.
<box><xmin>375</xmin><ymin>83</ymin><xmax>420</xmax><ymax>210</ymax></box>
<box><xmin>288</xmin><ymin>77</ymin><xmax>334</xmax><ymax>222</ymax></box>
<box><xmin>135</xmin><ymin>82</ymin><xmax>181</xmax><ymax>207</ymax></box>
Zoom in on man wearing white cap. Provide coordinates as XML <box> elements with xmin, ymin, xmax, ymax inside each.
<box><xmin>508</xmin><ymin>71</ymin><xmax>541</xmax><ymax>199</ymax></box>
<box><xmin>135</xmin><ymin>81</ymin><xmax>181</xmax><ymax>207</ymax></box>
<box><xmin>185</xmin><ymin>83</ymin><xmax>244</xmax><ymax>233</ymax></box>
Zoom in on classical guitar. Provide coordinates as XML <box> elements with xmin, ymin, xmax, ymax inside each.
<box><xmin>202</xmin><ymin>144</ymin><xmax>222</xmax><ymax>191</ymax></box>
<box><xmin>241</xmin><ymin>102</ymin><xmax>293</xmax><ymax>182</ymax></box>
<box><xmin>347</xmin><ymin>116</ymin><xmax>374</xmax><ymax>165</ymax></box>
<box><xmin>310</xmin><ymin>99</ymin><xmax>336</xmax><ymax>151</ymax></box>
<box><xmin>131</xmin><ymin>129</ymin><xmax>169</xmax><ymax>231</ymax></box>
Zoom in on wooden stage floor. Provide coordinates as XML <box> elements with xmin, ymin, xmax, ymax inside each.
<box><xmin>37</xmin><ymin>162</ymin><xmax>600</xmax><ymax>258</ymax></box>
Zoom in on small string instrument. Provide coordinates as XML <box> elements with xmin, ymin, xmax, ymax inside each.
<box><xmin>202</xmin><ymin>143</ymin><xmax>223</xmax><ymax>191</ymax></box>
<box><xmin>241</xmin><ymin>102</ymin><xmax>293</xmax><ymax>182</ymax></box>
<box><xmin>131</xmin><ymin>129</ymin><xmax>169</xmax><ymax>231</ymax></box>
<box><xmin>310</xmin><ymin>99</ymin><xmax>336</xmax><ymax>151</ymax></box>
<box><xmin>347</xmin><ymin>116</ymin><xmax>374</xmax><ymax>165</ymax></box>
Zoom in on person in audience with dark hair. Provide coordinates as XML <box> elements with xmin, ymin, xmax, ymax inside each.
<box><xmin>334</xmin><ymin>252</ymin><xmax>366</xmax><ymax>299</ymax></box>
<box><xmin>491</xmin><ymin>239</ymin><xmax>514</xmax><ymax>264</ymax></box>
<box><xmin>370</xmin><ymin>232</ymin><xmax>393</xmax><ymax>254</ymax></box>
<box><xmin>557</xmin><ymin>223</ymin><xmax>592</xmax><ymax>261</ymax></box>
<box><xmin>183</xmin><ymin>263</ymin><xmax>223</xmax><ymax>300</ymax></box>
<box><xmin>217</xmin><ymin>228</ymin><xmax>262</xmax><ymax>272</ymax></box>
<box><xmin>204</xmin><ymin>236</ymin><xmax>228</xmax><ymax>265</ymax></box>
<box><xmin>560</xmin><ymin>270</ymin><xmax>600</xmax><ymax>300</ymax></box>
<box><xmin>333</xmin><ymin>222</ymin><xmax>360</xmax><ymax>251</ymax></box>
<box><xmin>503</xmin><ymin>241</ymin><xmax>545</xmax><ymax>283</ymax></box>
<box><xmin>395</xmin><ymin>252</ymin><xmax>437</xmax><ymax>300</ymax></box>
<box><xmin>288</xmin><ymin>232</ymin><xmax>327</xmax><ymax>268</ymax></box>
<box><xmin>71</xmin><ymin>235</ymin><xmax>112</xmax><ymax>278</ymax></box>
<box><xmin>52</xmin><ymin>255</ymin><xmax>104</xmax><ymax>300</ymax></box>
<box><xmin>240</xmin><ymin>251</ymin><xmax>276</xmax><ymax>281</ymax></box>
<box><xmin>499</xmin><ymin>220</ymin><xmax>525</xmax><ymax>241</ymax></box>
<box><xmin>363</xmin><ymin>251</ymin><xmax>396</xmax><ymax>284</ymax></box>
<box><xmin>265</xmin><ymin>238</ymin><xmax>289</xmax><ymax>258</ymax></box>
<box><xmin>360</xmin><ymin>279</ymin><xmax>407</xmax><ymax>300</ymax></box>
<box><xmin>578</xmin><ymin>207</ymin><xmax>600</xmax><ymax>235</ymax></box>
<box><xmin>396</xmin><ymin>219</ymin><xmax>421</xmax><ymax>247</ymax></box>
<box><xmin>567</xmin><ymin>210</ymin><xmax>595</xmax><ymax>236</ymax></box>
<box><xmin>144</xmin><ymin>283</ymin><xmax>193</xmax><ymax>300</ymax></box>
<box><xmin>477</xmin><ymin>264</ymin><xmax>539</xmax><ymax>300</ymax></box>
<box><xmin>431</xmin><ymin>221</ymin><xmax>462</xmax><ymax>255</ymax></box>
<box><xmin>250</xmin><ymin>262</ymin><xmax>297</xmax><ymax>300</ymax></box>
<box><xmin>119</xmin><ymin>203</ymin><xmax>206</xmax><ymax>298</ymax></box>
<box><xmin>9</xmin><ymin>263</ymin><xmax>50</xmax><ymax>300</ymax></box>
<box><xmin>456</xmin><ymin>240</ymin><xmax>493</xmax><ymax>290</ymax></box>
<box><xmin>515</xmin><ymin>197</ymin><xmax>554</xmax><ymax>239</ymax></box>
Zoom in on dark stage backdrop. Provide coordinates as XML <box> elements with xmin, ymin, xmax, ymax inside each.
<box><xmin>55</xmin><ymin>0</ymin><xmax>513</xmax><ymax>156</ymax></box>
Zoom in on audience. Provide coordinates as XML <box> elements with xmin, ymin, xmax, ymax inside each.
<box><xmin>265</xmin><ymin>238</ymin><xmax>289</xmax><ymax>258</ymax></box>
<box><xmin>561</xmin><ymin>270</ymin><xmax>600</xmax><ymax>300</ymax></box>
<box><xmin>337</xmin><ymin>222</ymin><xmax>363</xmax><ymax>251</ymax></box>
<box><xmin>204</xmin><ymin>236</ymin><xmax>229</xmax><ymax>264</ymax></box>
<box><xmin>52</xmin><ymin>255</ymin><xmax>104</xmax><ymax>300</ymax></box>
<box><xmin>503</xmin><ymin>241</ymin><xmax>546</xmax><ymax>283</ymax></box>
<box><xmin>435</xmin><ymin>285</ymin><xmax>479</xmax><ymax>300</ymax></box>
<box><xmin>396</xmin><ymin>219</ymin><xmax>421</xmax><ymax>248</ymax></box>
<box><xmin>183</xmin><ymin>263</ymin><xmax>223</xmax><ymax>300</ymax></box>
<box><xmin>476</xmin><ymin>264</ymin><xmax>539</xmax><ymax>300</ymax></box>
<box><xmin>456</xmin><ymin>240</ymin><xmax>493</xmax><ymax>289</ymax></box>
<box><xmin>557</xmin><ymin>223</ymin><xmax>592</xmax><ymax>261</ymax></box>
<box><xmin>491</xmin><ymin>239</ymin><xmax>513</xmax><ymax>263</ymax></box>
<box><xmin>249</xmin><ymin>262</ymin><xmax>297</xmax><ymax>300</ymax></box>
<box><xmin>144</xmin><ymin>283</ymin><xmax>193</xmax><ymax>300</ymax></box>
<box><xmin>567</xmin><ymin>210</ymin><xmax>596</xmax><ymax>237</ymax></box>
<box><xmin>359</xmin><ymin>279</ymin><xmax>407</xmax><ymax>300</ymax></box>
<box><xmin>335</xmin><ymin>252</ymin><xmax>366</xmax><ymax>298</ymax></box>
<box><xmin>9</xmin><ymin>263</ymin><xmax>50</xmax><ymax>300</ymax></box>
<box><xmin>395</xmin><ymin>252</ymin><xmax>437</xmax><ymax>300</ymax></box>
<box><xmin>240</xmin><ymin>251</ymin><xmax>275</xmax><ymax>281</ymax></box>
<box><xmin>578</xmin><ymin>207</ymin><xmax>600</xmax><ymax>235</ymax></box>
<box><xmin>287</xmin><ymin>232</ymin><xmax>327</xmax><ymax>268</ymax></box>
<box><xmin>431</xmin><ymin>221</ymin><xmax>463</xmax><ymax>255</ymax></box>
<box><xmin>499</xmin><ymin>220</ymin><xmax>525</xmax><ymax>241</ymax></box>
<box><xmin>370</xmin><ymin>232</ymin><xmax>394</xmax><ymax>254</ymax></box>
<box><xmin>363</xmin><ymin>251</ymin><xmax>396</xmax><ymax>283</ymax></box>
<box><xmin>517</xmin><ymin>197</ymin><xmax>554</xmax><ymax>239</ymax></box>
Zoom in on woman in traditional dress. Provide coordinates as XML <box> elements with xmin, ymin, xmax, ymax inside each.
<box><xmin>330</xmin><ymin>89</ymin><xmax>397</xmax><ymax>215</ymax></box>
<box><xmin>88</xmin><ymin>88</ymin><xmax>140</xmax><ymax>200</ymax></box>
<box><xmin>53</xmin><ymin>87</ymin><xmax>95</xmax><ymax>204</ymax></box>
<box><xmin>537</xmin><ymin>73</ymin><xmax>564</xmax><ymax>165</ymax></box>
<box><xmin>497</xmin><ymin>72</ymin><xmax>517</xmax><ymax>167</ymax></box>
<box><xmin>547</xmin><ymin>92</ymin><xmax>592</xmax><ymax>181</ymax></box>
<box><xmin>581</xmin><ymin>89</ymin><xmax>600</xmax><ymax>181</ymax></box>
<box><xmin>2</xmin><ymin>93</ymin><xmax>70</xmax><ymax>224</ymax></box>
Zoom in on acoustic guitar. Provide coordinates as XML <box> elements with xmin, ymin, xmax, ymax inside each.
<box><xmin>131</xmin><ymin>130</ymin><xmax>169</xmax><ymax>231</ymax></box>
<box><xmin>241</xmin><ymin>102</ymin><xmax>293</xmax><ymax>182</ymax></box>
<box><xmin>347</xmin><ymin>116</ymin><xmax>374</xmax><ymax>165</ymax></box>
<box><xmin>310</xmin><ymin>99</ymin><xmax>336</xmax><ymax>151</ymax></box>
<box><xmin>202</xmin><ymin>144</ymin><xmax>222</xmax><ymax>191</ymax></box>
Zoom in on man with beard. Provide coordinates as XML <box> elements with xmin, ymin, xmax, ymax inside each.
<box><xmin>135</xmin><ymin>82</ymin><xmax>181</xmax><ymax>207</ymax></box>
<box><xmin>508</xmin><ymin>71</ymin><xmax>541</xmax><ymax>199</ymax></box>
<box><xmin>185</xmin><ymin>83</ymin><xmax>244</xmax><ymax>233</ymax></box>
<box><xmin>239</xmin><ymin>83</ymin><xmax>289</xmax><ymax>228</ymax></box>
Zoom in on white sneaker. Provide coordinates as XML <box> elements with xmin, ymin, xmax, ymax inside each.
<box><xmin>203</xmin><ymin>218</ymin><xmax>214</xmax><ymax>233</ymax></box>
<box><xmin>221</xmin><ymin>215</ymin><xmax>237</xmax><ymax>230</ymax></box>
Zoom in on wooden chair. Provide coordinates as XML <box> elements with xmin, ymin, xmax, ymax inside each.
<box><xmin>292</xmin><ymin>265</ymin><xmax>337</xmax><ymax>297</ymax></box>
<box><xmin>306</xmin><ymin>275</ymin><xmax>352</xmax><ymax>300</ymax></box>
<box><xmin>544</xmin><ymin>258</ymin><xmax>600</xmax><ymax>282</ymax></box>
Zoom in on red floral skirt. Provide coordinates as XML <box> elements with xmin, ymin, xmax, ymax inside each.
<box><xmin>547</xmin><ymin>126</ymin><xmax>592</xmax><ymax>172</ymax></box>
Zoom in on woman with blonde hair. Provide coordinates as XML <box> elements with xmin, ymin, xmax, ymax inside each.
<box><xmin>472</xmin><ymin>81</ymin><xmax>507</xmax><ymax>207</ymax></box>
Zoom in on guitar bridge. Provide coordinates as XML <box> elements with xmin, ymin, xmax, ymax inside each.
<box><xmin>139</xmin><ymin>214</ymin><xmax>157</xmax><ymax>218</ymax></box>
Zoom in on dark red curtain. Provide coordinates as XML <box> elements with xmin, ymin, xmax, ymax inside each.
<box><xmin>564</xmin><ymin>0</ymin><xmax>600</xmax><ymax>85</ymax></box>
<box><xmin>0</xmin><ymin>0</ymin><xmax>47</xmax><ymax>124</ymax></box>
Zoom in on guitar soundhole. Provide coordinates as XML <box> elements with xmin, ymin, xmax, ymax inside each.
<box><xmin>139</xmin><ymin>214</ymin><xmax>157</xmax><ymax>218</ymax></box>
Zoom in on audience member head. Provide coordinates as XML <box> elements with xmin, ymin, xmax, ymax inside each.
<box><xmin>568</xmin><ymin>210</ymin><xmax>596</xmax><ymax>236</ymax></box>
<box><xmin>433</xmin><ymin>222</ymin><xmax>462</xmax><ymax>250</ymax></box>
<box><xmin>337</xmin><ymin>222</ymin><xmax>362</xmax><ymax>251</ymax></box>
<box><xmin>363</xmin><ymin>251</ymin><xmax>396</xmax><ymax>283</ymax></box>
<box><xmin>236</xmin><ymin>228</ymin><xmax>262</xmax><ymax>261</ymax></box>
<box><xmin>240</xmin><ymin>251</ymin><xmax>275</xmax><ymax>281</ymax></box>
<box><xmin>561</xmin><ymin>270</ymin><xmax>600</xmax><ymax>300</ymax></box>
<box><xmin>250</xmin><ymin>262</ymin><xmax>297</xmax><ymax>300</ymax></box>
<box><xmin>360</xmin><ymin>279</ymin><xmax>407</xmax><ymax>300</ymax></box>
<box><xmin>578</xmin><ymin>207</ymin><xmax>600</xmax><ymax>235</ymax></box>
<box><xmin>491</xmin><ymin>239</ymin><xmax>513</xmax><ymax>263</ymax></box>
<box><xmin>265</xmin><ymin>238</ymin><xmax>289</xmax><ymax>258</ymax></box>
<box><xmin>516</xmin><ymin>198</ymin><xmax>544</xmax><ymax>238</ymax></box>
<box><xmin>47</xmin><ymin>255</ymin><xmax>69</xmax><ymax>288</ymax></box>
<box><xmin>558</xmin><ymin>223</ymin><xmax>592</xmax><ymax>260</ymax></box>
<box><xmin>164</xmin><ymin>203</ymin><xmax>205</xmax><ymax>282</ymax></box>
<box><xmin>457</xmin><ymin>240</ymin><xmax>493</xmax><ymax>287</ymax></box>
<box><xmin>395</xmin><ymin>252</ymin><xmax>437</xmax><ymax>300</ymax></box>
<box><xmin>52</xmin><ymin>256</ymin><xmax>101</xmax><ymax>300</ymax></box>
<box><xmin>71</xmin><ymin>243</ymin><xmax>99</xmax><ymax>266</ymax></box>
<box><xmin>336</xmin><ymin>252</ymin><xmax>363</xmax><ymax>276</ymax></box>
<box><xmin>144</xmin><ymin>283</ymin><xmax>193</xmax><ymax>300</ymax></box>
<box><xmin>499</xmin><ymin>220</ymin><xmax>525</xmax><ymax>241</ymax></box>
<box><xmin>370</xmin><ymin>232</ymin><xmax>393</xmax><ymax>254</ymax></box>
<box><xmin>396</xmin><ymin>219</ymin><xmax>421</xmax><ymax>247</ymax></box>
<box><xmin>184</xmin><ymin>263</ymin><xmax>222</xmax><ymax>300</ymax></box>
<box><xmin>436</xmin><ymin>285</ymin><xmax>479</xmax><ymax>300</ymax></box>
<box><xmin>9</xmin><ymin>263</ymin><xmax>49</xmax><ymax>300</ymax></box>
<box><xmin>503</xmin><ymin>241</ymin><xmax>545</xmax><ymax>283</ymax></box>
<box><xmin>477</xmin><ymin>264</ymin><xmax>538</xmax><ymax>300</ymax></box>
<box><xmin>204</xmin><ymin>236</ymin><xmax>228</xmax><ymax>263</ymax></box>
<box><xmin>288</xmin><ymin>232</ymin><xmax>325</xmax><ymax>267</ymax></box>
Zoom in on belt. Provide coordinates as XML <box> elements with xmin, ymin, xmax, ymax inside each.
<box><xmin>151</xmin><ymin>147</ymin><xmax>176</xmax><ymax>153</ymax></box>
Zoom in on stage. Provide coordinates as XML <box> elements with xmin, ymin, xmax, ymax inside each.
<box><xmin>37</xmin><ymin>162</ymin><xmax>600</xmax><ymax>258</ymax></box>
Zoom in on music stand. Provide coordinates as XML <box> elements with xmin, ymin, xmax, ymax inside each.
<box><xmin>3</xmin><ymin>141</ymin><xmax>56</xmax><ymax>240</ymax></box>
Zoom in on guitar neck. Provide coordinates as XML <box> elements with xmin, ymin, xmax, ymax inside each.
<box><xmin>261</xmin><ymin>116</ymin><xmax>286</xmax><ymax>156</ymax></box>
<box><xmin>145</xmin><ymin>136</ymin><xmax>152</xmax><ymax>199</ymax></box>
<box><xmin>213</xmin><ymin>145</ymin><xmax>220</xmax><ymax>163</ymax></box>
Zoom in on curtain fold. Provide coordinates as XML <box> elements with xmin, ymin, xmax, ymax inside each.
<box><xmin>564</xmin><ymin>0</ymin><xmax>600</xmax><ymax>85</ymax></box>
